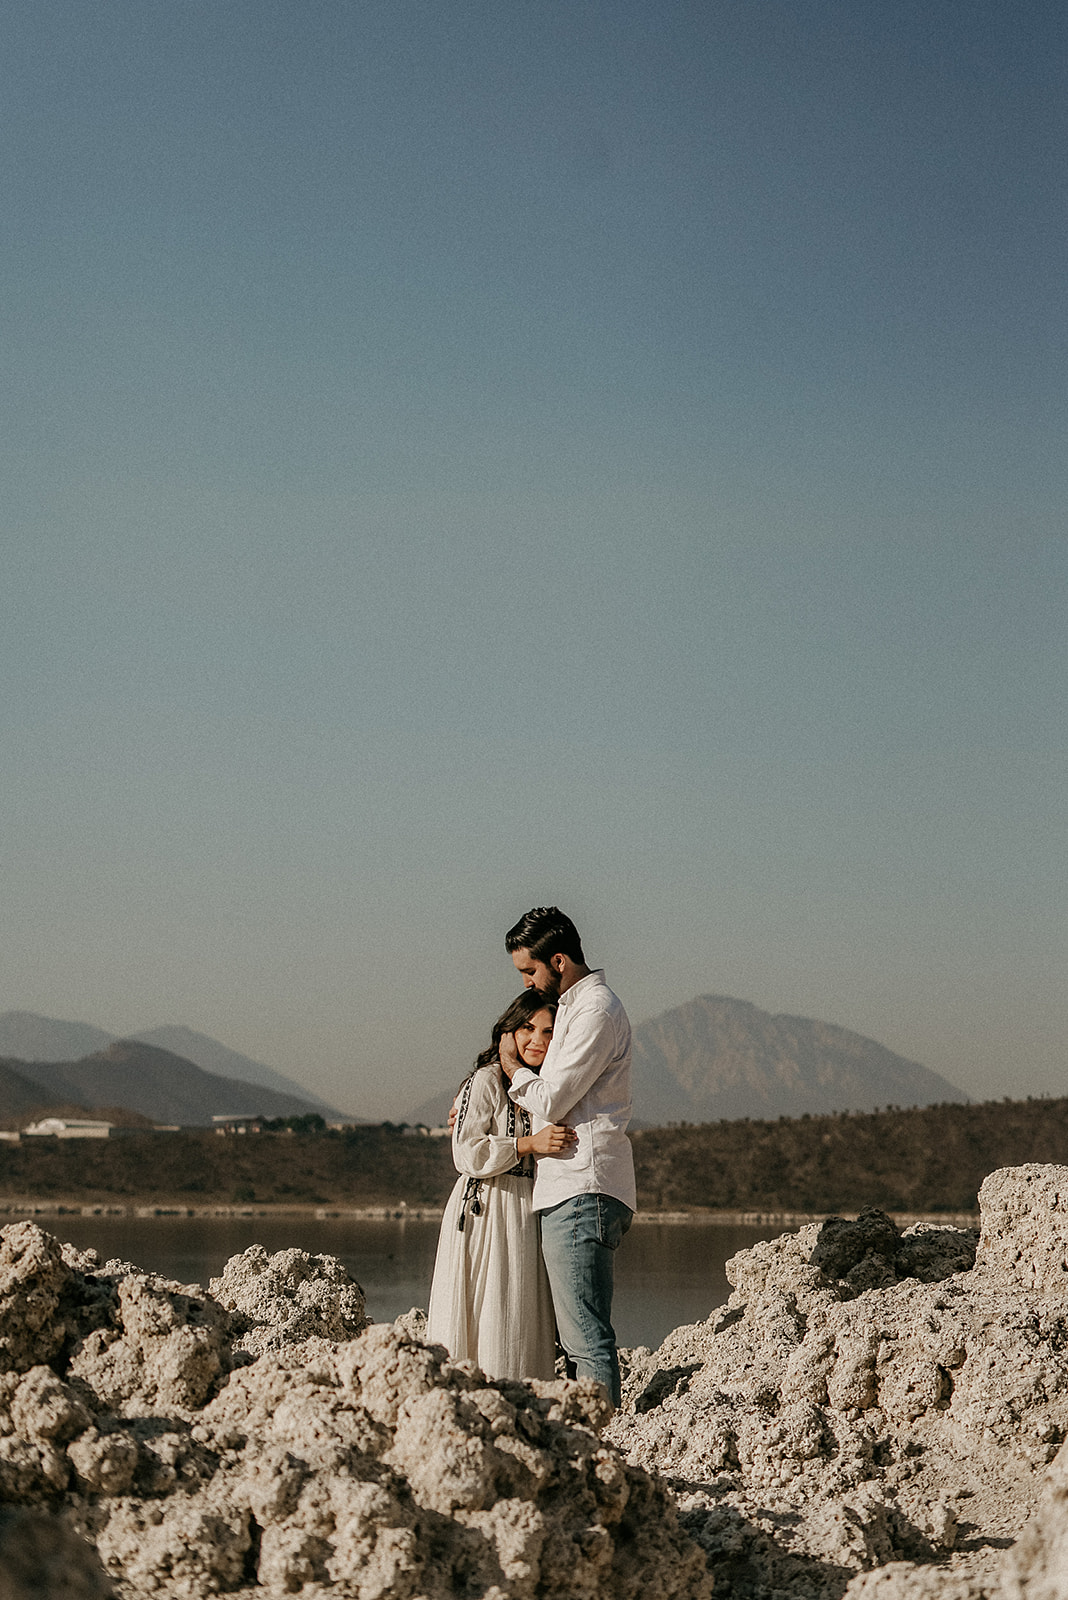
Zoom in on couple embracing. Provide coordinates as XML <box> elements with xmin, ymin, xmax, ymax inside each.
<box><xmin>426</xmin><ymin>906</ymin><xmax>635</xmax><ymax>1409</ymax></box>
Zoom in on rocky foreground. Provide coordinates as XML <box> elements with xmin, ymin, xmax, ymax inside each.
<box><xmin>4</xmin><ymin>1167</ymin><xmax>1068</xmax><ymax>1597</ymax></box>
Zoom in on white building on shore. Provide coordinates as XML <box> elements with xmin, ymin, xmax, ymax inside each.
<box><xmin>23</xmin><ymin>1118</ymin><xmax>117</xmax><ymax>1139</ymax></box>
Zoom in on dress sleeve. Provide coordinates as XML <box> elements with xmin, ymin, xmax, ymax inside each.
<box><xmin>451</xmin><ymin>1071</ymin><xmax>521</xmax><ymax>1178</ymax></box>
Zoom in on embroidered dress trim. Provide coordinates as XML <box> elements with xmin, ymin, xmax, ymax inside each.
<box><xmin>508</xmin><ymin>1101</ymin><xmax>534</xmax><ymax>1177</ymax></box>
<box><xmin>453</xmin><ymin>1072</ymin><xmax>535</xmax><ymax>1228</ymax></box>
<box><xmin>455</xmin><ymin>1076</ymin><xmax>474</xmax><ymax>1134</ymax></box>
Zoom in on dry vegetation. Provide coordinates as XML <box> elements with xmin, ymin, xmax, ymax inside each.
<box><xmin>632</xmin><ymin>1095</ymin><xmax>1068</xmax><ymax>1213</ymax></box>
<box><xmin>0</xmin><ymin>1125</ymin><xmax>457</xmax><ymax>1209</ymax></box>
<box><xmin>1</xmin><ymin>1097</ymin><xmax>1067</xmax><ymax>1213</ymax></box>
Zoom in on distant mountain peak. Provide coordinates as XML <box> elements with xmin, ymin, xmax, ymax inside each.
<box><xmin>0</xmin><ymin>1011</ymin><xmax>114</xmax><ymax>1063</ymax></box>
<box><xmin>632</xmin><ymin>994</ymin><xmax>967</xmax><ymax>1124</ymax></box>
<box><xmin>127</xmin><ymin>1026</ymin><xmax>345</xmax><ymax>1117</ymax></box>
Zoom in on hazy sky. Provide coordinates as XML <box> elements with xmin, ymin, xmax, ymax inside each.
<box><xmin>4</xmin><ymin>1</ymin><xmax>1065</xmax><ymax>1120</ymax></box>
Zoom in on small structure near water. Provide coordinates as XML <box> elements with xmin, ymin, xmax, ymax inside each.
<box><xmin>22</xmin><ymin>1118</ymin><xmax>117</xmax><ymax>1140</ymax></box>
<box><xmin>211</xmin><ymin>1113</ymin><xmax>267</xmax><ymax>1135</ymax></box>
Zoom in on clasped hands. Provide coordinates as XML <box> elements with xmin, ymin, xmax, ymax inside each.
<box><xmin>520</xmin><ymin>1121</ymin><xmax>577</xmax><ymax>1157</ymax></box>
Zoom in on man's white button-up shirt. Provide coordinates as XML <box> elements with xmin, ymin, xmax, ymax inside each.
<box><xmin>508</xmin><ymin>969</ymin><xmax>636</xmax><ymax>1213</ymax></box>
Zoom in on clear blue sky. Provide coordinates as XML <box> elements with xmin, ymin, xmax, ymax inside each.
<box><xmin>3</xmin><ymin>0</ymin><xmax>1065</xmax><ymax>1119</ymax></box>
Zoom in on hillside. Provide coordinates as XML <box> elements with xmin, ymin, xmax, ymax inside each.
<box><xmin>0</xmin><ymin>1059</ymin><xmax>69</xmax><ymax>1119</ymax></box>
<box><xmin>0</xmin><ymin>1124</ymin><xmax>455</xmax><ymax>1208</ymax></box>
<box><xmin>0</xmin><ymin>1095</ymin><xmax>1065</xmax><ymax>1213</ymax></box>
<box><xmin>6</xmin><ymin>1041</ymin><xmax>330</xmax><ymax>1128</ymax></box>
<box><xmin>0</xmin><ymin>1012</ymin><xmax>345</xmax><ymax>1117</ymax></box>
<box><xmin>630</xmin><ymin>995</ymin><xmax>967</xmax><ymax>1123</ymax></box>
<box><xmin>404</xmin><ymin>1085</ymin><xmax>459</xmax><ymax>1128</ymax></box>
<box><xmin>631</xmin><ymin>1096</ymin><xmax>1068</xmax><ymax>1213</ymax></box>
<box><xmin>127</xmin><ymin>1025</ymin><xmax>346</xmax><ymax>1116</ymax></box>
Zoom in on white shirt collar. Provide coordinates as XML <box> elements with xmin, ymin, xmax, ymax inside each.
<box><xmin>558</xmin><ymin>969</ymin><xmax>605</xmax><ymax>1009</ymax></box>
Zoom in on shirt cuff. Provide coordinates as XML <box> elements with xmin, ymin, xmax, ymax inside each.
<box><xmin>510</xmin><ymin>1067</ymin><xmax>537</xmax><ymax>1091</ymax></box>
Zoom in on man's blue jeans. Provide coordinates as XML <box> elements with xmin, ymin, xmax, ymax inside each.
<box><xmin>539</xmin><ymin>1192</ymin><xmax>633</xmax><ymax>1408</ymax></box>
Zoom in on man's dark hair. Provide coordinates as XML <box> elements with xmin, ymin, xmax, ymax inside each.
<box><xmin>505</xmin><ymin>906</ymin><xmax>585</xmax><ymax>966</ymax></box>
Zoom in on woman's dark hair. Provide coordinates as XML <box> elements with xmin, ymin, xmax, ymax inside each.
<box><xmin>471</xmin><ymin>989</ymin><xmax>558</xmax><ymax>1077</ymax></box>
<box><xmin>504</xmin><ymin>905</ymin><xmax>585</xmax><ymax>966</ymax></box>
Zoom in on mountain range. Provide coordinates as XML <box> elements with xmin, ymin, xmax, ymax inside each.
<box><xmin>0</xmin><ymin>1039</ymin><xmax>335</xmax><ymax>1128</ymax></box>
<box><xmin>404</xmin><ymin>993</ymin><xmax>968</xmax><ymax>1126</ymax></box>
<box><xmin>0</xmin><ymin>1012</ymin><xmax>344</xmax><ymax>1117</ymax></box>
<box><xmin>630</xmin><ymin>995</ymin><xmax>966</xmax><ymax>1121</ymax></box>
<box><xmin>0</xmin><ymin>999</ymin><xmax>969</xmax><ymax>1133</ymax></box>
<box><xmin>0</xmin><ymin>1057</ymin><xmax>72</xmax><ymax>1119</ymax></box>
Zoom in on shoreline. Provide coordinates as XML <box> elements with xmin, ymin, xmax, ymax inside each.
<box><xmin>0</xmin><ymin>1197</ymin><xmax>980</xmax><ymax>1228</ymax></box>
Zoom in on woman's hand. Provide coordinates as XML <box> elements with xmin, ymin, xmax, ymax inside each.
<box><xmin>517</xmin><ymin>1124</ymin><xmax>577</xmax><ymax>1157</ymax></box>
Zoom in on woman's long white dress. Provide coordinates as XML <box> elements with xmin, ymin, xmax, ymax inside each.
<box><xmin>425</xmin><ymin>1064</ymin><xmax>556</xmax><ymax>1381</ymax></box>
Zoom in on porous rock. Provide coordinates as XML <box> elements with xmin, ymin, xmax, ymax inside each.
<box><xmin>11</xmin><ymin>1166</ymin><xmax>1068</xmax><ymax>1598</ymax></box>
<box><xmin>0</xmin><ymin>1222</ymin><xmax>712</xmax><ymax>1599</ymax></box>
<box><xmin>65</xmin><ymin>1270</ymin><xmax>233</xmax><ymax>1414</ymax></box>
<box><xmin>0</xmin><ymin>1222</ymin><xmax>73</xmax><ymax>1370</ymax></box>
<box><xmin>209</xmin><ymin>1243</ymin><xmax>369</xmax><ymax>1355</ymax></box>
<box><xmin>976</xmin><ymin>1166</ymin><xmax>1068</xmax><ymax>1295</ymax></box>
<box><xmin>842</xmin><ymin>1564</ymin><xmax>986</xmax><ymax>1599</ymax></box>
<box><xmin>992</xmin><ymin>1433</ymin><xmax>1068</xmax><ymax>1599</ymax></box>
<box><xmin>840</xmin><ymin>1435</ymin><xmax>1068</xmax><ymax>1597</ymax></box>
<box><xmin>609</xmin><ymin>1171</ymin><xmax>1068</xmax><ymax>1597</ymax></box>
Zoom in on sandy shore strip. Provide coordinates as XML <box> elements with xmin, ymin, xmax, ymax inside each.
<box><xmin>0</xmin><ymin>1196</ymin><xmax>979</xmax><ymax>1227</ymax></box>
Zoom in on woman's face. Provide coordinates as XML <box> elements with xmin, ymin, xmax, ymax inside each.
<box><xmin>513</xmin><ymin>1008</ymin><xmax>554</xmax><ymax>1069</ymax></box>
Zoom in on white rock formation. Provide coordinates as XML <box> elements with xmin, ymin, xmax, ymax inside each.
<box><xmin>209</xmin><ymin>1243</ymin><xmax>368</xmax><ymax>1355</ymax></box>
<box><xmin>608</xmin><ymin>1168</ymin><xmax>1068</xmax><ymax>1597</ymax></box>
<box><xmin>0</xmin><ymin>1222</ymin><xmax>710</xmax><ymax>1598</ymax></box>
<box><xmin>8</xmin><ymin>1166</ymin><xmax>1068</xmax><ymax>1596</ymax></box>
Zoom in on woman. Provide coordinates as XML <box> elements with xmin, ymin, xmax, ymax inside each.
<box><xmin>425</xmin><ymin>990</ymin><xmax>575</xmax><ymax>1381</ymax></box>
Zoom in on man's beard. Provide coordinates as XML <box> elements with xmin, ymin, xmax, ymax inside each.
<box><xmin>535</xmin><ymin>969</ymin><xmax>561</xmax><ymax>1002</ymax></box>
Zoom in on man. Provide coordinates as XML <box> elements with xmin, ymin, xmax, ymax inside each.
<box><xmin>497</xmin><ymin>906</ymin><xmax>634</xmax><ymax>1409</ymax></box>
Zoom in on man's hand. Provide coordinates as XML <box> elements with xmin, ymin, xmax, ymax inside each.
<box><xmin>497</xmin><ymin>1030</ymin><xmax>521</xmax><ymax>1080</ymax></box>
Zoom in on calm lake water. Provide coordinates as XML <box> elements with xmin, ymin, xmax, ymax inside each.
<box><xmin>37</xmin><ymin>1215</ymin><xmax>793</xmax><ymax>1351</ymax></box>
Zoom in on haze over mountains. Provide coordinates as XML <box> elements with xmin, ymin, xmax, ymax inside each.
<box><xmin>0</xmin><ymin>1012</ymin><xmax>343</xmax><ymax>1117</ymax></box>
<box><xmin>0</xmin><ymin>1000</ymin><xmax>968</xmax><ymax>1133</ymax></box>
<box><xmin>0</xmin><ymin>1041</ymin><xmax>341</xmax><ymax>1129</ymax></box>
<box><xmin>129</xmin><ymin>1026</ymin><xmax>341</xmax><ymax>1115</ymax></box>
<box><xmin>404</xmin><ymin>994</ymin><xmax>968</xmax><ymax>1127</ymax></box>
<box><xmin>0</xmin><ymin>1013</ymin><xmax>114</xmax><ymax>1064</ymax></box>
<box><xmin>630</xmin><ymin>995</ymin><xmax>967</xmax><ymax>1123</ymax></box>
<box><xmin>7</xmin><ymin>1041</ymin><xmax>338</xmax><ymax>1128</ymax></box>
